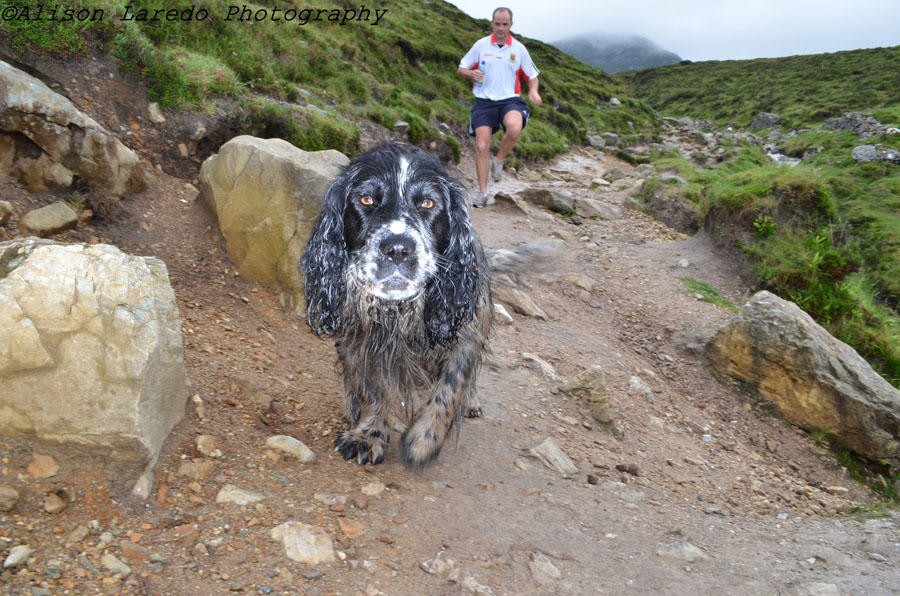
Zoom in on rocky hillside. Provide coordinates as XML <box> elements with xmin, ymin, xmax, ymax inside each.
<box><xmin>553</xmin><ymin>32</ymin><xmax>681</xmax><ymax>73</ymax></box>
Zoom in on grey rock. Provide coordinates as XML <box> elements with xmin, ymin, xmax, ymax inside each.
<box><xmin>587</xmin><ymin>134</ymin><xmax>606</xmax><ymax>149</ymax></box>
<box><xmin>100</xmin><ymin>553</ymin><xmax>131</xmax><ymax>576</ymax></box>
<box><xmin>788</xmin><ymin>583</ymin><xmax>839</xmax><ymax>596</ymax></box>
<box><xmin>393</xmin><ymin>121</ymin><xmax>410</xmax><ymax>135</ymax></box>
<box><xmin>601</xmin><ymin>132</ymin><xmax>620</xmax><ymax>147</ymax></box>
<box><xmin>750</xmin><ymin>112</ymin><xmax>782</xmax><ymax>129</ymax></box>
<box><xmin>575</xmin><ymin>197</ymin><xmax>621</xmax><ymax>220</ymax></box>
<box><xmin>851</xmin><ymin>144</ymin><xmax>900</xmax><ymax>164</ymax></box>
<box><xmin>520</xmin><ymin>352</ymin><xmax>562</xmax><ymax>382</ymax></box>
<box><xmin>529</xmin><ymin>551</ymin><xmax>562</xmax><ymax>585</ymax></box>
<box><xmin>656</xmin><ymin>541</ymin><xmax>709</xmax><ymax>564</ymax></box>
<box><xmin>661</xmin><ymin>173</ymin><xmax>688</xmax><ymax>185</ymax></box>
<box><xmin>528</xmin><ymin>438</ymin><xmax>578</xmax><ymax>477</ymax></box>
<box><xmin>216</xmin><ymin>485</ymin><xmax>266</xmax><ymax>506</ymax></box>
<box><xmin>3</xmin><ymin>545</ymin><xmax>33</xmax><ymax>568</ymax></box>
<box><xmin>826</xmin><ymin>112</ymin><xmax>886</xmax><ymax>139</ymax></box>
<box><xmin>519</xmin><ymin>188</ymin><xmax>576</xmax><ymax>214</ymax></box>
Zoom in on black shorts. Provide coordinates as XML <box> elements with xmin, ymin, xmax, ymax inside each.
<box><xmin>468</xmin><ymin>97</ymin><xmax>530</xmax><ymax>136</ymax></box>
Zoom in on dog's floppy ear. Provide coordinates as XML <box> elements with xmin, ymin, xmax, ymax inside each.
<box><xmin>301</xmin><ymin>176</ymin><xmax>349</xmax><ymax>337</ymax></box>
<box><xmin>424</xmin><ymin>180</ymin><xmax>479</xmax><ymax>346</ymax></box>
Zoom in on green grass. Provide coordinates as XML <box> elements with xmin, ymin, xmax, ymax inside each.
<box><xmin>645</xmin><ymin>133</ymin><xmax>900</xmax><ymax>387</ymax></box>
<box><xmin>618</xmin><ymin>46</ymin><xmax>900</xmax><ymax>130</ymax></box>
<box><xmin>678</xmin><ymin>277</ymin><xmax>739</xmax><ymax>312</ymax></box>
<box><xmin>0</xmin><ymin>0</ymin><xmax>658</xmax><ymax>159</ymax></box>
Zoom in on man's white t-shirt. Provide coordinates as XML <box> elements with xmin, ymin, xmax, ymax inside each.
<box><xmin>459</xmin><ymin>34</ymin><xmax>540</xmax><ymax>101</ymax></box>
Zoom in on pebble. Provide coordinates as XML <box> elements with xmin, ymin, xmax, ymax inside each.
<box><xmin>216</xmin><ymin>485</ymin><xmax>266</xmax><ymax>506</ymax></box>
<box><xmin>27</xmin><ymin>453</ymin><xmax>59</xmax><ymax>478</ymax></box>
<box><xmin>177</xmin><ymin>460</ymin><xmax>215</xmax><ymax>481</ymax></box>
<box><xmin>3</xmin><ymin>545</ymin><xmax>33</xmax><ymax>568</ymax></box>
<box><xmin>361</xmin><ymin>481</ymin><xmax>386</xmax><ymax>497</ymax></box>
<box><xmin>528</xmin><ymin>438</ymin><xmax>578</xmax><ymax>477</ymax></box>
<box><xmin>529</xmin><ymin>551</ymin><xmax>562</xmax><ymax>585</ymax></box>
<box><xmin>0</xmin><ymin>485</ymin><xmax>21</xmax><ymax>511</ymax></box>
<box><xmin>265</xmin><ymin>435</ymin><xmax>317</xmax><ymax>463</ymax></box>
<box><xmin>656</xmin><ymin>542</ymin><xmax>709</xmax><ymax>564</ymax></box>
<box><xmin>420</xmin><ymin>550</ymin><xmax>458</xmax><ymax>578</ymax></box>
<box><xmin>101</xmin><ymin>553</ymin><xmax>132</xmax><ymax>576</ymax></box>
<box><xmin>494</xmin><ymin>303</ymin><xmax>514</xmax><ymax>325</ymax></box>
<box><xmin>43</xmin><ymin>490</ymin><xmax>69</xmax><ymax>514</ymax></box>
<box><xmin>196</xmin><ymin>435</ymin><xmax>223</xmax><ymax>458</ymax></box>
<box><xmin>270</xmin><ymin>522</ymin><xmax>336</xmax><ymax>565</ymax></box>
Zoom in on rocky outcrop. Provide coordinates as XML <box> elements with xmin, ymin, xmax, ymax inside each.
<box><xmin>825</xmin><ymin>112</ymin><xmax>888</xmax><ymax>139</ymax></box>
<box><xmin>706</xmin><ymin>291</ymin><xmax>900</xmax><ymax>467</ymax></box>
<box><xmin>851</xmin><ymin>144</ymin><xmax>900</xmax><ymax>165</ymax></box>
<box><xmin>750</xmin><ymin>112</ymin><xmax>782</xmax><ymax>130</ymax></box>
<box><xmin>0</xmin><ymin>239</ymin><xmax>190</xmax><ymax>495</ymax></box>
<box><xmin>199</xmin><ymin>135</ymin><xmax>349</xmax><ymax>312</ymax></box>
<box><xmin>0</xmin><ymin>60</ymin><xmax>147</xmax><ymax>196</ymax></box>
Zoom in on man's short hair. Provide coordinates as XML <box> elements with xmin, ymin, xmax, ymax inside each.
<box><xmin>492</xmin><ymin>7</ymin><xmax>512</xmax><ymax>21</ymax></box>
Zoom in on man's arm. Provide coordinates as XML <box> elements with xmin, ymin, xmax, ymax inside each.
<box><xmin>527</xmin><ymin>77</ymin><xmax>542</xmax><ymax>106</ymax></box>
<box><xmin>458</xmin><ymin>66</ymin><xmax>484</xmax><ymax>83</ymax></box>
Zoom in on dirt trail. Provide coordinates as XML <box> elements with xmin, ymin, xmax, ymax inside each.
<box><xmin>1</xmin><ymin>57</ymin><xmax>898</xmax><ymax>593</ymax></box>
<box><xmin>3</xmin><ymin>144</ymin><xmax>898</xmax><ymax>595</ymax></box>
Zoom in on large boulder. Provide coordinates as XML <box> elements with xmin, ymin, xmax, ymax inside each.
<box><xmin>0</xmin><ymin>60</ymin><xmax>147</xmax><ymax>196</ymax></box>
<box><xmin>0</xmin><ymin>239</ymin><xmax>190</xmax><ymax>496</ymax></box>
<box><xmin>199</xmin><ymin>135</ymin><xmax>349</xmax><ymax>312</ymax></box>
<box><xmin>706</xmin><ymin>291</ymin><xmax>900</xmax><ymax>467</ymax></box>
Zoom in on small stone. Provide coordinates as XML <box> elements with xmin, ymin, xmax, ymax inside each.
<box><xmin>270</xmin><ymin>522</ymin><xmax>336</xmax><ymax>565</ymax></box>
<box><xmin>265</xmin><ymin>436</ymin><xmax>316</xmax><ymax>463</ymax></box>
<box><xmin>0</xmin><ymin>485</ymin><xmax>21</xmax><ymax>511</ymax></box>
<box><xmin>177</xmin><ymin>460</ymin><xmax>215</xmax><ymax>481</ymax></box>
<box><xmin>0</xmin><ymin>200</ymin><xmax>12</xmax><ymax>225</ymax></box>
<box><xmin>216</xmin><ymin>485</ymin><xmax>266</xmax><ymax>506</ymax></box>
<box><xmin>529</xmin><ymin>551</ymin><xmax>562</xmax><ymax>585</ymax></box>
<box><xmin>148</xmin><ymin>102</ymin><xmax>166</xmax><ymax>124</ymax></box>
<box><xmin>100</xmin><ymin>553</ymin><xmax>132</xmax><ymax>576</ymax></box>
<box><xmin>196</xmin><ymin>435</ymin><xmax>222</xmax><ymax>458</ymax></box>
<box><xmin>528</xmin><ymin>438</ymin><xmax>578</xmax><ymax>477</ymax></box>
<box><xmin>656</xmin><ymin>542</ymin><xmax>709</xmax><ymax>564</ymax></box>
<box><xmin>821</xmin><ymin>486</ymin><xmax>848</xmax><ymax>495</ymax></box>
<box><xmin>3</xmin><ymin>545</ymin><xmax>33</xmax><ymax>568</ymax></box>
<box><xmin>420</xmin><ymin>551</ymin><xmax>457</xmax><ymax>578</ymax></box>
<box><xmin>43</xmin><ymin>490</ymin><xmax>69</xmax><ymax>514</ymax></box>
<box><xmin>27</xmin><ymin>453</ymin><xmax>59</xmax><ymax>478</ymax></box>
<box><xmin>564</xmin><ymin>273</ymin><xmax>594</xmax><ymax>292</ymax></box>
<box><xmin>493</xmin><ymin>303</ymin><xmax>514</xmax><ymax>325</ymax></box>
<box><xmin>338</xmin><ymin>518</ymin><xmax>364</xmax><ymax>540</ymax></box>
<box><xmin>361</xmin><ymin>481</ymin><xmax>386</xmax><ymax>497</ymax></box>
<box><xmin>615</xmin><ymin>463</ymin><xmax>640</xmax><ymax>477</ymax></box>
<box><xmin>66</xmin><ymin>525</ymin><xmax>91</xmax><ymax>545</ymax></box>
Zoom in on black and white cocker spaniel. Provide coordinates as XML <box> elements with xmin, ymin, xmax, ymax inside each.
<box><xmin>302</xmin><ymin>142</ymin><xmax>542</xmax><ymax>467</ymax></box>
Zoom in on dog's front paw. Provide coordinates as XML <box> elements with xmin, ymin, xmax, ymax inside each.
<box><xmin>400</xmin><ymin>425</ymin><xmax>443</xmax><ymax>468</ymax></box>
<box><xmin>334</xmin><ymin>430</ymin><xmax>386</xmax><ymax>465</ymax></box>
<box><xmin>465</xmin><ymin>406</ymin><xmax>483</xmax><ymax>418</ymax></box>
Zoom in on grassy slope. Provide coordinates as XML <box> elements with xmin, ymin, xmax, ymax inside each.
<box><xmin>618</xmin><ymin>45</ymin><xmax>900</xmax><ymax>129</ymax></box>
<box><xmin>622</xmin><ymin>49</ymin><xmax>900</xmax><ymax>386</ymax></box>
<box><xmin>0</xmin><ymin>0</ymin><xmax>658</xmax><ymax>159</ymax></box>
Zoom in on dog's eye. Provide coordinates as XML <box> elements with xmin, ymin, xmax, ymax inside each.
<box><xmin>360</xmin><ymin>195</ymin><xmax>374</xmax><ymax>206</ymax></box>
<box><xmin>420</xmin><ymin>198</ymin><xmax>435</xmax><ymax>209</ymax></box>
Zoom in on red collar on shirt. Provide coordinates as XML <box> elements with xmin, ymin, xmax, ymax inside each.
<box><xmin>490</xmin><ymin>33</ymin><xmax>514</xmax><ymax>46</ymax></box>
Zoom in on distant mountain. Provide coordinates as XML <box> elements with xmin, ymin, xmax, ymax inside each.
<box><xmin>552</xmin><ymin>32</ymin><xmax>681</xmax><ymax>73</ymax></box>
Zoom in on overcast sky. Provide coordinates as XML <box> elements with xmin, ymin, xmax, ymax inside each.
<box><xmin>448</xmin><ymin>0</ymin><xmax>899</xmax><ymax>62</ymax></box>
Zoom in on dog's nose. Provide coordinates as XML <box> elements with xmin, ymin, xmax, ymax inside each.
<box><xmin>379</xmin><ymin>235</ymin><xmax>415</xmax><ymax>264</ymax></box>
